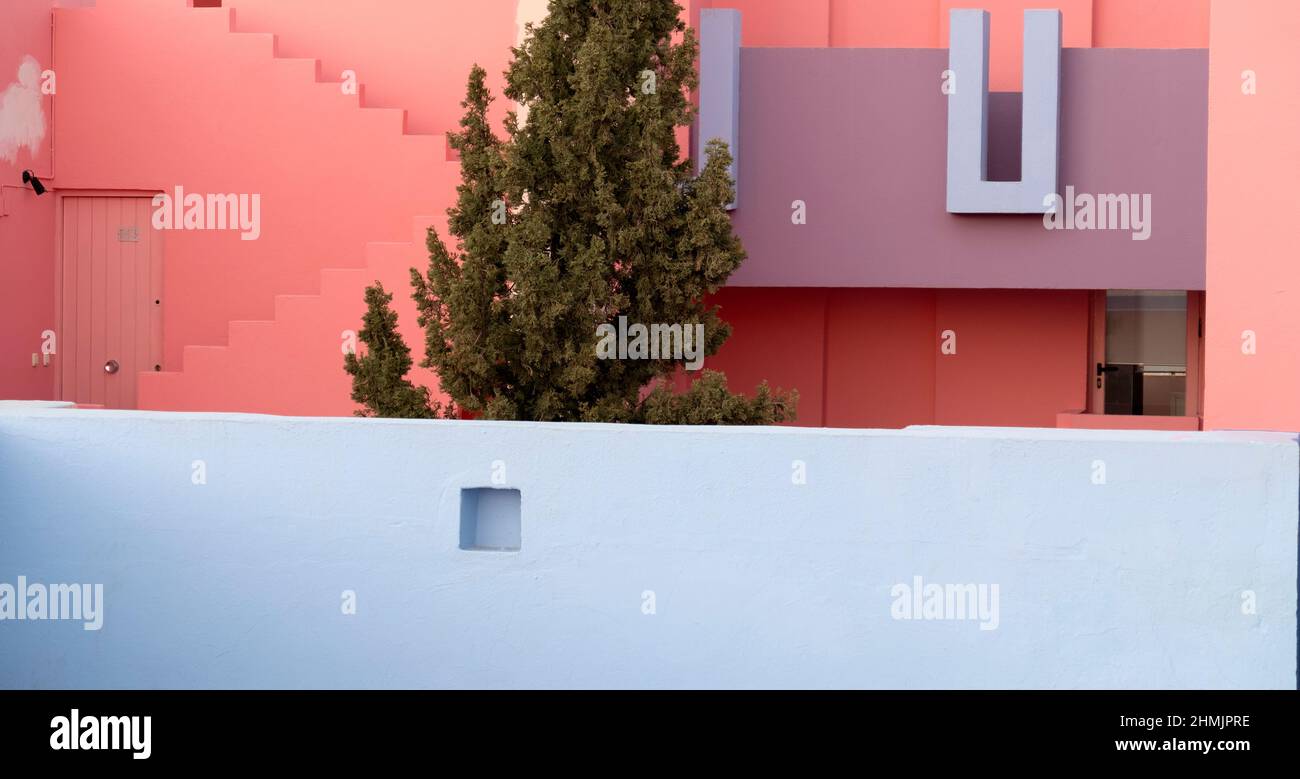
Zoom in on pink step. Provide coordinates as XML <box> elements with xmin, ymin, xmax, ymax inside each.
<box><xmin>72</xmin><ymin>0</ymin><xmax>463</xmax><ymax>415</ymax></box>
<box><xmin>270</xmin><ymin>57</ymin><xmax>322</xmax><ymax>83</ymax></box>
<box><xmin>313</xmin><ymin>80</ymin><xmax>364</xmax><ymax>109</ymax></box>
<box><xmin>225</xmin><ymin>31</ymin><xmax>278</xmax><ymax>58</ymax></box>
<box><xmin>359</xmin><ymin>106</ymin><xmax>409</xmax><ymax>136</ymax></box>
<box><xmin>142</xmin><ymin>219</ymin><xmax>451</xmax><ymax>416</ymax></box>
<box><xmin>320</xmin><ymin>268</ymin><xmax>368</xmax><ymax>299</ymax></box>
<box><xmin>228</xmin><ymin>320</ymin><xmax>277</xmax><ymax>350</ymax></box>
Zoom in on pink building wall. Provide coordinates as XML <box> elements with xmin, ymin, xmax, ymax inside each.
<box><xmin>932</xmin><ymin>289</ymin><xmax>1088</xmax><ymax>426</ymax></box>
<box><xmin>695</xmin><ymin>1</ymin><xmax>1210</xmax><ymax>55</ymax></box>
<box><xmin>221</xmin><ymin>0</ymin><xmax>517</xmax><ymax>135</ymax></box>
<box><xmin>7</xmin><ymin>0</ymin><xmax>1288</xmax><ymax>433</ymax></box>
<box><xmin>692</xmin><ymin>0</ymin><xmax>1211</xmax><ymax>94</ymax></box>
<box><xmin>707</xmin><ymin>288</ymin><xmax>1088</xmax><ymax>429</ymax></box>
<box><xmin>693</xmin><ymin>0</ymin><xmax>1210</xmax><ymax>431</ymax></box>
<box><xmin>824</xmin><ymin>289</ymin><xmax>938</xmax><ymax>429</ymax></box>
<box><xmin>0</xmin><ymin>0</ymin><xmax>59</xmax><ymax>401</ymax></box>
<box><xmin>938</xmin><ymin>0</ymin><xmax>1096</xmax><ymax>90</ymax></box>
<box><xmin>1203</xmin><ymin>0</ymin><xmax>1300</xmax><ymax>431</ymax></box>
<box><xmin>48</xmin><ymin>0</ymin><xmax>517</xmax><ymax>414</ymax></box>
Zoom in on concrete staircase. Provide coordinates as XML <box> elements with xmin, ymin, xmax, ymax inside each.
<box><xmin>67</xmin><ymin>0</ymin><xmax>469</xmax><ymax>414</ymax></box>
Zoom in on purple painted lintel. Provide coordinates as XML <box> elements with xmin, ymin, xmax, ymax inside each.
<box><xmin>727</xmin><ymin>48</ymin><xmax>1208</xmax><ymax>291</ymax></box>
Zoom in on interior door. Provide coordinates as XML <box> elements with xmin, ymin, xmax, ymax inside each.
<box><xmin>1089</xmin><ymin>290</ymin><xmax>1196</xmax><ymax>417</ymax></box>
<box><xmin>58</xmin><ymin>196</ymin><xmax>162</xmax><ymax>408</ymax></box>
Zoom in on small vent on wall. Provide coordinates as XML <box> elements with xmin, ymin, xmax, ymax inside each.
<box><xmin>459</xmin><ymin>488</ymin><xmax>521</xmax><ymax>551</ymax></box>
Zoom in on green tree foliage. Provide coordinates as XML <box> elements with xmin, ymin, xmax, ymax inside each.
<box><xmin>349</xmin><ymin>0</ymin><xmax>796</xmax><ymax>424</ymax></box>
<box><xmin>343</xmin><ymin>283</ymin><xmax>440</xmax><ymax>419</ymax></box>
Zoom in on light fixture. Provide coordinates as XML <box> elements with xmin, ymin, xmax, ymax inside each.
<box><xmin>21</xmin><ymin>170</ymin><xmax>46</xmax><ymax>196</ymax></box>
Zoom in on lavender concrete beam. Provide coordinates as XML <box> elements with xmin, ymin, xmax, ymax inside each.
<box><xmin>947</xmin><ymin>9</ymin><xmax>1062</xmax><ymax>214</ymax></box>
<box><xmin>698</xmin><ymin>8</ymin><xmax>741</xmax><ymax>210</ymax></box>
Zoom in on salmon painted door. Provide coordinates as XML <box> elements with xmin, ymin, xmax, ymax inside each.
<box><xmin>58</xmin><ymin>196</ymin><xmax>162</xmax><ymax>409</ymax></box>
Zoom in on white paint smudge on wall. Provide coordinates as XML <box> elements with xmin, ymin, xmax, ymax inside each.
<box><xmin>0</xmin><ymin>56</ymin><xmax>46</xmax><ymax>164</ymax></box>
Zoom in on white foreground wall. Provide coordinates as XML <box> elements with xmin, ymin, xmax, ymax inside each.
<box><xmin>0</xmin><ymin>405</ymin><xmax>1295</xmax><ymax>688</ymax></box>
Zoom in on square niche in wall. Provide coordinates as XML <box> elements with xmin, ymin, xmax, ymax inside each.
<box><xmin>459</xmin><ymin>488</ymin><xmax>521</xmax><ymax>551</ymax></box>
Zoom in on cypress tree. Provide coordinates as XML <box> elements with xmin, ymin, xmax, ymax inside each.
<box><xmin>353</xmin><ymin>0</ymin><xmax>797</xmax><ymax>424</ymax></box>
<box><xmin>343</xmin><ymin>282</ymin><xmax>439</xmax><ymax>419</ymax></box>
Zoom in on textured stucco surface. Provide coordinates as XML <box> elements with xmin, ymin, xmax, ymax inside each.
<box><xmin>0</xmin><ymin>406</ymin><xmax>1294</xmax><ymax>688</ymax></box>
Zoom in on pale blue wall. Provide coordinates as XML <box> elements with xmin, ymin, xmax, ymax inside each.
<box><xmin>0</xmin><ymin>405</ymin><xmax>1295</xmax><ymax>689</ymax></box>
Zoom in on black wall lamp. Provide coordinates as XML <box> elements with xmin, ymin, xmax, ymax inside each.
<box><xmin>21</xmin><ymin>170</ymin><xmax>46</xmax><ymax>196</ymax></box>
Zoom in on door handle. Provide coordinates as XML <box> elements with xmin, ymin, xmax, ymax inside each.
<box><xmin>1096</xmin><ymin>362</ymin><xmax>1118</xmax><ymax>376</ymax></box>
<box><xmin>104</xmin><ymin>359</ymin><xmax>119</xmax><ymax>375</ymax></box>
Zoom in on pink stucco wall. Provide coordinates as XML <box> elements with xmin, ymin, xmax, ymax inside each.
<box><xmin>6</xmin><ymin>0</ymin><xmax>1264</xmax><ymax>431</ymax></box>
<box><xmin>938</xmin><ymin>0</ymin><xmax>1096</xmax><ymax>90</ymax></box>
<box><xmin>696</xmin><ymin>0</ymin><xmax>1211</xmax><ymax>49</ymax></box>
<box><xmin>222</xmin><ymin>0</ymin><xmax>517</xmax><ymax>135</ymax></box>
<box><xmin>706</xmin><ymin>287</ymin><xmax>1089</xmax><ymax>429</ymax></box>
<box><xmin>0</xmin><ymin>0</ymin><xmax>59</xmax><ymax>401</ymax></box>
<box><xmin>48</xmin><ymin>0</ymin><xmax>516</xmax><ymax>413</ymax></box>
<box><xmin>1203</xmin><ymin>0</ymin><xmax>1300</xmax><ymax>432</ymax></box>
